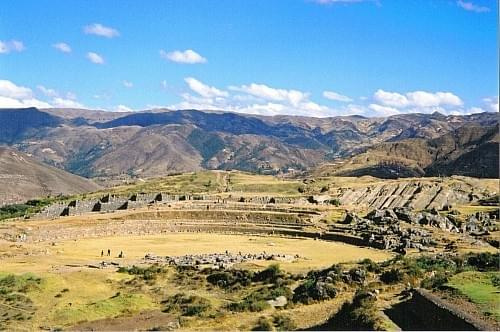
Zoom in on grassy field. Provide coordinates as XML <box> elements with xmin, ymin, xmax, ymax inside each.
<box><xmin>446</xmin><ymin>271</ymin><xmax>500</xmax><ymax>320</ymax></box>
<box><xmin>228</xmin><ymin>172</ymin><xmax>303</xmax><ymax>196</ymax></box>
<box><xmin>0</xmin><ymin>231</ymin><xmax>393</xmax><ymax>330</ymax></box>
<box><xmin>0</xmin><ymin>233</ymin><xmax>393</xmax><ymax>275</ymax></box>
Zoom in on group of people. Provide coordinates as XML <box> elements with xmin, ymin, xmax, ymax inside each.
<box><xmin>100</xmin><ymin>249</ymin><xmax>124</xmax><ymax>258</ymax></box>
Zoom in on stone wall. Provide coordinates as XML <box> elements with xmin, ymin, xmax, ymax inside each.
<box><xmin>385</xmin><ymin>288</ymin><xmax>491</xmax><ymax>331</ymax></box>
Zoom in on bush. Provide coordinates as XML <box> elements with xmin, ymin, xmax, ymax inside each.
<box><xmin>253</xmin><ymin>264</ymin><xmax>284</xmax><ymax>284</ymax></box>
<box><xmin>227</xmin><ymin>285</ymin><xmax>292</xmax><ymax>312</ymax></box>
<box><xmin>293</xmin><ymin>278</ymin><xmax>337</xmax><ymax>304</ymax></box>
<box><xmin>466</xmin><ymin>252</ymin><xmax>499</xmax><ymax>271</ymax></box>
<box><xmin>412</xmin><ymin>256</ymin><xmax>457</xmax><ymax>273</ymax></box>
<box><xmin>359</xmin><ymin>258</ymin><xmax>381</xmax><ymax>273</ymax></box>
<box><xmin>272</xmin><ymin>313</ymin><xmax>296</xmax><ymax>331</ymax></box>
<box><xmin>252</xmin><ymin>316</ymin><xmax>273</xmax><ymax>331</ymax></box>
<box><xmin>420</xmin><ymin>272</ymin><xmax>448</xmax><ymax>289</ymax></box>
<box><xmin>207</xmin><ymin>270</ymin><xmax>254</xmax><ymax>289</ymax></box>
<box><xmin>325</xmin><ymin>199</ymin><xmax>341</xmax><ymax>206</ymax></box>
<box><xmin>380</xmin><ymin>269</ymin><xmax>404</xmax><ymax>284</ymax></box>
<box><xmin>162</xmin><ymin>293</ymin><xmax>211</xmax><ymax>316</ymax></box>
<box><xmin>118</xmin><ymin>264</ymin><xmax>165</xmax><ymax>280</ymax></box>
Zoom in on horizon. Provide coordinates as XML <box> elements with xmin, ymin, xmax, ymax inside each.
<box><xmin>1</xmin><ymin>0</ymin><xmax>498</xmax><ymax>117</ymax></box>
<box><xmin>4</xmin><ymin>105</ymin><xmax>496</xmax><ymax>120</ymax></box>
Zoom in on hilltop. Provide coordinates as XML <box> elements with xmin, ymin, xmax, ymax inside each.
<box><xmin>0</xmin><ymin>147</ymin><xmax>100</xmax><ymax>206</ymax></box>
<box><xmin>314</xmin><ymin>124</ymin><xmax>499</xmax><ymax>179</ymax></box>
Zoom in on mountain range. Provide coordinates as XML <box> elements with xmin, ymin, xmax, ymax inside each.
<box><xmin>0</xmin><ymin>107</ymin><xmax>497</xmax><ymax>180</ymax></box>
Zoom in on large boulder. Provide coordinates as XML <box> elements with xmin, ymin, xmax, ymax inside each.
<box><xmin>394</xmin><ymin>207</ymin><xmax>419</xmax><ymax>224</ymax></box>
<box><xmin>343</xmin><ymin>212</ymin><xmax>365</xmax><ymax>224</ymax></box>
<box><xmin>366</xmin><ymin>209</ymin><xmax>398</xmax><ymax>224</ymax></box>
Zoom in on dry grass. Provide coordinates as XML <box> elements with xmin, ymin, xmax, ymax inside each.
<box><xmin>0</xmin><ymin>233</ymin><xmax>392</xmax><ymax>275</ymax></box>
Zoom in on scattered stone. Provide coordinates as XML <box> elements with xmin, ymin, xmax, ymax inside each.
<box><xmin>143</xmin><ymin>252</ymin><xmax>300</xmax><ymax>269</ymax></box>
<box><xmin>267</xmin><ymin>296</ymin><xmax>287</xmax><ymax>308</ymax></box>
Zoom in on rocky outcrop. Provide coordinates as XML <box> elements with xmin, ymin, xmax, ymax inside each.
<box><xmin>333</xmin><ymin>178</ymin><xmax>491</xmax><ymax>210</ymax></box>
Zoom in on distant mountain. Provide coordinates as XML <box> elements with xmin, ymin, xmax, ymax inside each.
<box><xmin>0</xmin><ymin>107</ymin><xmax>61</xmax><ymax>143</ymax></box>
<box><xmin>0</xmin><ymin>107</ymin><xmax>497</xmax><ymax>178</ymax></box>
<box><xmin>0</xmin><ymin>147</ymin><xmax>101</xmax><ymax>206</ymax></box>
<box><xmin>314</xmin><ymin>125</ymin><xmax>499</xmax><ymax>179</ymax></box>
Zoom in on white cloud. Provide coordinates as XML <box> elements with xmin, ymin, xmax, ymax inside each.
<box><xmin>323</xmin><ymin>91</ymin><xmax>353</xmax><ymax>102</ymax></box>
<box><xmin>123</xmin><ymin>80</ymin><xmax>133</xmax><ymax>88</ymax></box>
<box><xmin>170</xmin><ymin>79</ymin><xmax>353</xmax><ymax>117</ymax></box>
<box><xmin>0</xmin><ymin>80</ymin><xmax>52</xmax><ymax>108</ymax></box>
<box><xmin>87</xmin><ymin>52</ymin><xmax>104</xmax><ymax>64</ymax></box>
<box><xmin>114</xmin><ymin>105</ymin><xmax>134</xmax><ymax>112</ymax></box>
<box><xmin>373</xmin><ymin>89</ymin><xmax>409</xmax><ymax>107</ymax></box>
<box><xmin>51</xmin><ymin>97</ymin><xmax>84</xmax><ymax>108</ymax></box>
<box><xmin>457</xmin><ymin>0</ymin><xmax>489</xmax><ymax>13</ymax></box>
<box><xmin>83</xmin><ymin>23</ymin><xmax>120</xmax><ymax>38</ymax></box>
<box><xmin>0</xmin><ymin>40</ymin><xmax>25</xmax><ymax>54</ymax></box>
<box><xmin>374</xmin><ymin>89</ymin><xmax>463</xmax><ymax>109</ymax></box>
<box><xmin>185</xmin><ymin>77</ymin><xmax>228</xmax><ymax>98</ymax></box>
<box><xmin>482</xmin><ymin>97</ymin><xmax>499</xmax><ymax>112</ymax></box>
<box><xmin>37</xmin><ymin>85</ymin><xmax>58</xmax><ymax>98</ymax></box>
<box><xmin>230</xmin><ymin>83</ymin><xmax>308</xmax><ymax>107</ymax></box>
<box><xmin>369</xmin><ymin>104</ymin><xmax>401</xmax><ymax>116</ymax></box>
<box><xmin>0</xmin><ymin>80</ymin><xmax>32</xmax><ymax>99</ymax></box>
<box><xmin>52</xmin><ymin>42</ymin><xmax>71</xmax><ymax>53</ymax></box>
<box><xmin>38</xmin><ymin>85</ymin><xmax>78</xmax><ymax>102</ymax></box>
<box><xmin>0</xmin><ymin>80</ymin><xmax>89</xmax><ymax>109</ymax></box>
<box><xmin>160</xmin><ymin>49</ymin><xmax>207</xmax><ymax>64</ymax></box>
<box><xmin>406</xmin><ymin>91</ymin><xmax>463</xmax><ymax>107</ymax></box>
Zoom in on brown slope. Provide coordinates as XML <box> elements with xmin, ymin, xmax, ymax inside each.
<box><xmin>313</xmin><ymin>125</ymin><xmax>499</xmax><ymax>179</ymax></box>
<box><xmin>0</xmin><ymin>147</ymin><xmax>100</xmax><ymax>206</ymax></box>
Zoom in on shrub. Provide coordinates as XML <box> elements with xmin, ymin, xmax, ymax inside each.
<box><xmin>162</xmin><ymin>293</ymin><xmax>211</xmax><ymax>316</ymax></box>
<box><xmin>420</xmin><ymin>272</ymin><xmax>448</xmax><ymax>289</ymax></box>
<box><xmin>292</xmin><ymin>278</ymin><xmax>337</xmax><ymax>304</ymax></box>
<box><xmin>118</xmin><ymin>264</ymin><xmax>165</xmax><ymax>280</ymax></box>
<box><xmin>359</xmin><ymin>258</ymin><xmax>381</xmax><ymax>273</ymax></box>
<box><xmin>253</xmin><ymin>264</ymin><xmax>283</xmax><ymax>284</ymax></box>
<box><xmin>227</xmin><ymin>285</ymin><xmax>292</xmax><ymax>312</ymax></box>
<box><xmin>272</xmin><ymin>313</ymin><xmax>296</xmax><ymax>331</ymax></box>
<box><xmin>380</xmin><ymin>269</ymin><xmax>404</xmax><ymax>284</ymax></box>
<box><xmin>325</xmin><ymin>289</ymin><xmax>382</xmax><ymax>331</ymax></box>
<box><xmin>207</xmin><ymin>270</ymin><xmax>254</xmax><ymax>289</ymax></box>
<box><xmin>466</xmin><ymin>252</ymin><xmax>499</xmax><ymax>271</ymax></box>
<box><xmin>252</xmin><ymin>316</ymin><xmax>273</xmax><ymax>331</ymax></box>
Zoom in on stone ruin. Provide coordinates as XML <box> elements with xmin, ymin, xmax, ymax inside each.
<box><xmin>332</xmin><ymin>207</ymin><xmax>499</xmax><ymax>253</ymax></box>
<box><xmin>33</xmin><ymin>192</ymin><xmax>182</xmax><ymax>219</ymax></box>
<box><xmin>142</xmin><ymin>251</ymin><xmax>299</xmax><ymax>269</ymax></box>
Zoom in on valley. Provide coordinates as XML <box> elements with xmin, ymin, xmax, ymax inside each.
<box><xmin>0</xmin><ymin>170</ymin><xmax>498</xmax><ymax>330</ymax></box>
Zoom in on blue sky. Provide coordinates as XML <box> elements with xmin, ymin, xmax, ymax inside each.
<box><xmin>0</xmin><ymin>0</ymin><xmax>498</xmax><ymax>117</ymax></box>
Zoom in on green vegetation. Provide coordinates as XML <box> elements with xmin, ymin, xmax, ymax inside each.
<box><xmin>446</xmin><ymin>271</ymin><xmax>500</xmax><ymax>320</ymax></box>
<box><xmin>0</xmin><ymin>273</ymin><xmax>42</xmax><ymax>325</ymax></box>
<box><xmin>292</xmin><ymin>265</ymin><xmax>341</xmax><ymax>304</ymax></box>
<box><xmin>206</xmin><ymin>270</ymin><xmax>254</xmax><ymax>289</ymax></box>
<box><xmin>324</xmin><ymin>289</ymin><xmax>384</xmax><ymax>331</ymax></box>
<box><xmin>252</xmin><ymin>314</ymin><xmax>296</xmax><ymax>331</ymax></box>
<box><xmin>252</xmin><ymin>264</ymin><xmax>286</xmax><ymax>284</ymax></box>
<box><xmin>466</xmin><ymin>252</ymin><xmax>499</xmax><ymax>272</ymax></box>
<box><xmin>271</xmin><ymin>313</ymin><xmax>297</xmax><ymax>331</ymax></box>
<box><xmin>187</xmin><ymin>129</ymin><xmax>225</xmax><ymax>164</ymax></box>
<box><xmin>51</xmin><ymin>292</ymin><xmax>155</xmax><ymax>326</ymax></box>
<box><xmin>0</xmin><ymin>198</ymin><xmax>57</xmax><ymax>221</ymax></box>
<box><xmin>253</xmin><ymin>316</ymin><xmax>274</xmax><ymax>331</ymax></box>
<box><xmin>118</xmin><ymin>264</ymin><xmax>166</xmax><ymax>281</ymax></box>
<box><xmin>162</xmin><ymin>293</ymin><xmax>212</xmax><ymax>316</ymax></box>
